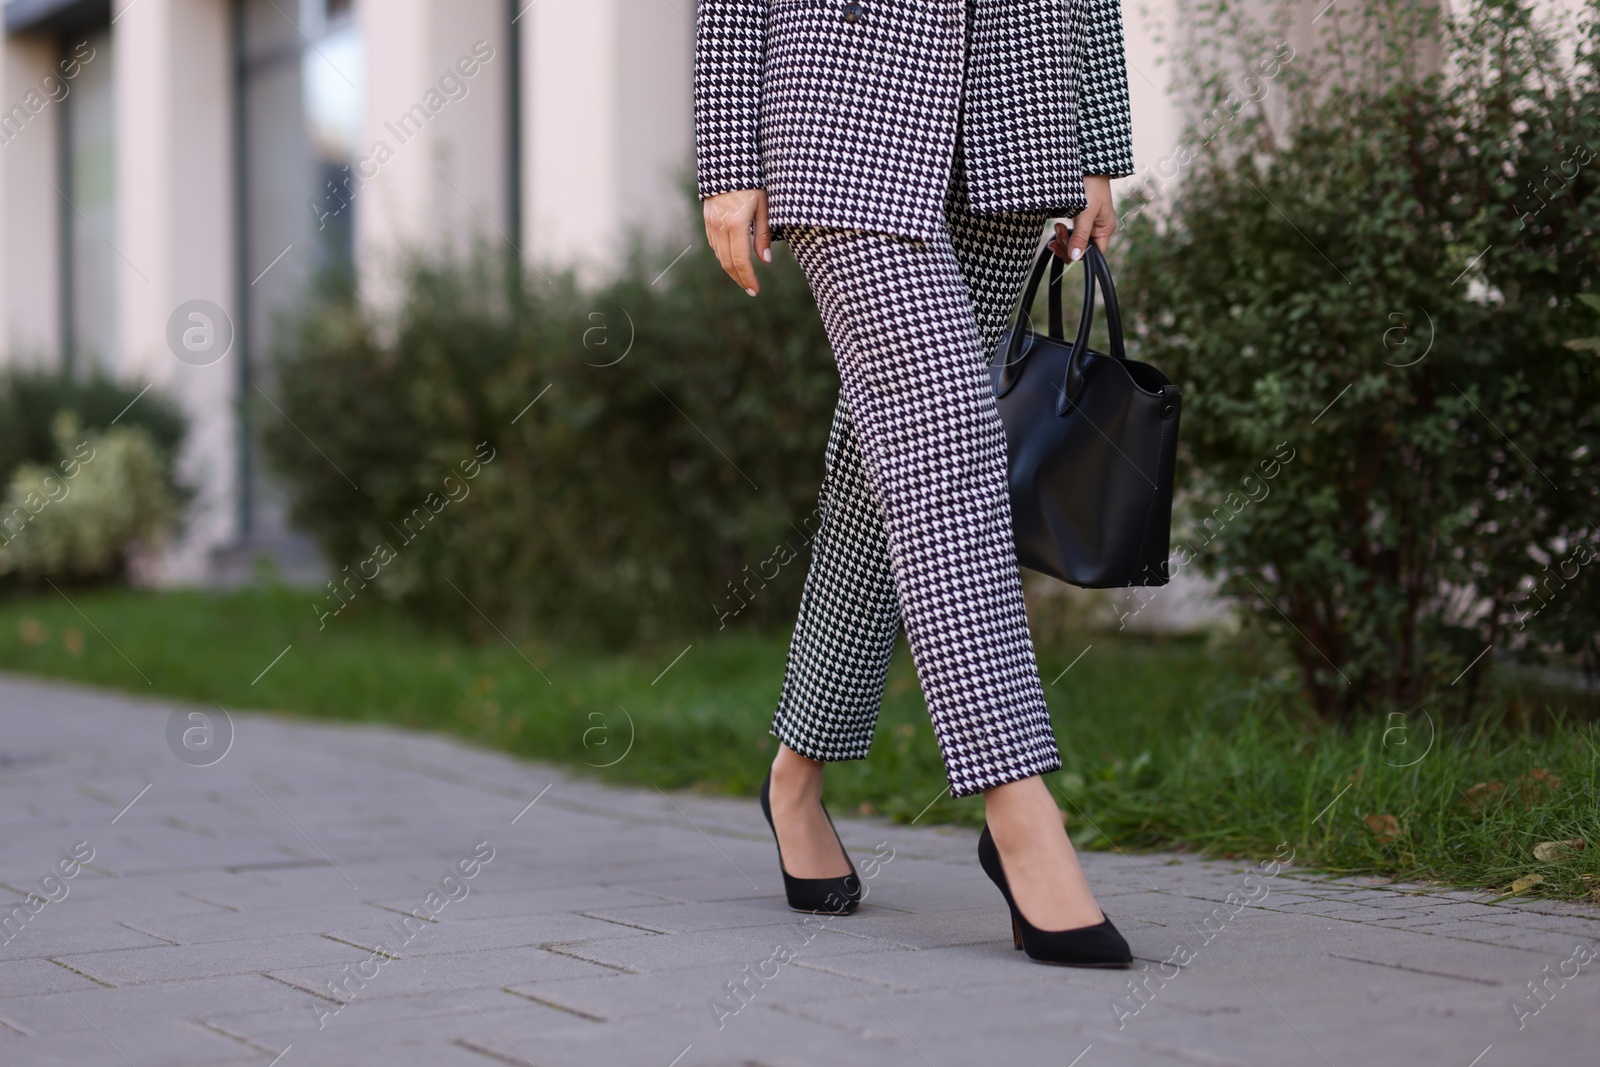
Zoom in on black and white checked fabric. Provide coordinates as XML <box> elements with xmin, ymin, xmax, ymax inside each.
<box><xmin>770</xmin><ymin>140</ymin><xmax>1061</xmax><ymax>798</ymax></box>
<box><xmin>694</xmin><ymin>0</ymin><xmax>1136</xmax><ymax>242</ymax></box>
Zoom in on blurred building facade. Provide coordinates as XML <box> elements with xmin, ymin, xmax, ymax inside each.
<box><xmin>0</xmin><ymin>0</ymin><xmax>1507</xmax><ymax>608</ymax></box>
<box><xmin>0</xmin><ymin>0</ymin><xmax>694</xmax><ymax>582</ymax></box>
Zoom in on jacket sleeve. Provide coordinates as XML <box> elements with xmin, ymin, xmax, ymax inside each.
<box><xmin>693</xmin><ymin>0</ymin><xmax>767</xmax><ymax>197</ymax></box>
<box><xmin>1074</xmin><ymin>0</ymin><xmax>1136</xmax><ymax>177</ymax></box>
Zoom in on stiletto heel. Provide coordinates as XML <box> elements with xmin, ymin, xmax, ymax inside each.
<box><xmin>978</xmin><ymin>824</ymin><xmax>1132</xmax><ymax>968</ymax></box>
<box><xmin>760</xmin><ymin>772</ymin><xmax>862</xmax><ymax>915</ymax></box>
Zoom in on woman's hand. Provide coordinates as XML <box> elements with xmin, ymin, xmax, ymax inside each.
<box><xmin>703</xmin><ymin>188</ymin><xmax>772</xmax><ymax>296</ymax></box>
<box><xmin>1050</xmin><ymin>174</ymin><xmax>1117</xmax><ymax>263</ymax></box>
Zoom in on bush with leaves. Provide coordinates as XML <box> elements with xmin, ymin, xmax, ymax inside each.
<box><xmin>261</xmin><ymin>224</ymin><xmax>839</xmax><ymax>647</ymax></box>
<box><xmin>1567</xmin><ymin>292</ymin><xmax>1600</xmax><ymax>353</ymax></box>
<box><xmin>0</xmin><ymin>369</ymin><xmax>187</xmax><ymax>493</ymax></box>
<box><xmin>1119</xmin><ymin>0</ymin><xmax>1600</xmax><ymax>720</ymax></box>
<box><xmin>0</xmin><ymin>415</ymin><xmax>182</xmax><ymax>583</ymax></box>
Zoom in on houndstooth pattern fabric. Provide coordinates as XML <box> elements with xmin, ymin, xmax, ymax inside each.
<box><xmin>770</xmin><ymin>139</ymin><xmax>1062</xmax><ymax>799</ymax></box>
<box><xmin>694</xmin><ymin>0</ymin><xmax>1136</xmax><ymax>242</ymax></box>
<box><xmin>1072</xmin><ymin>0</ymin><xmax>1137</xmax><ymax>177</ymax></box>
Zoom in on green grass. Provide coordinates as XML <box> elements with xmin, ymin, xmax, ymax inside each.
<box><xmin>1</xmin><ymin>586</ymin><xmax>1596</xmax><ymax>901</ymax></box>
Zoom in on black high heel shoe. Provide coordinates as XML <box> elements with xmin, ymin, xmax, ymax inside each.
<box><xmin>759</xmin><ymin>772</ymin><xmax>862</xmax><ymax>915</ymax></box>
<box><xmin>977</xmin><ymin>824</ymin><xmax>1132</xmax><ymax>968</ymax></box>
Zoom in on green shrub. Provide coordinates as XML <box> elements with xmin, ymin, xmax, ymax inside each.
<box><xmin>1567</xmin><ymin>292</ymin><xmax>1600</xmax><ymax>353</ymax></box>
<box><xmin>0</xmin><ymin>414</ymin><xmax>182</xmax><ymax>583</ymax></box>
<box><xmin>1120</xmin><ymin>0</ymin><xmax>1600</xmax><ymax>721</ymax></box>
<box><xmin>261</xmin><ymin>223</ymin><xmax>839</xmax><ymax>647</ymax></box>
<box><xmin>0</xmin><ymin>368</ymin><xmax>186</xmax><ymax>492</ymax></box>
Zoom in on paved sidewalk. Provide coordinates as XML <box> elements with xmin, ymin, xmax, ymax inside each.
<box><xmin>0</xmin><ymin>673</ymin><xmax>1596</xmax><ymax>1067</ymax></box>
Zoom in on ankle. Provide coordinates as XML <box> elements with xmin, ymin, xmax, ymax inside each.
<box><xmin>770</xmin><ymin>745</ymin><xmax>826</xmax><ymax>804</ymax></box>
<box><xmin>982</xmin><ymin>777</ymin><xmax>1066</xmax><ymax>845</ymax></box>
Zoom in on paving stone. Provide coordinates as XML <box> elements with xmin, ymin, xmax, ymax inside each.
<box><xmin>506</xmin><ymin>959</ymin><xmax>902</xmax><ymax>1024</ymax></box>
<box><xmin>405</xmin><ymin>884</ymin><xmax>655</xmax><ymax>919</ymax></box>
<box><xmin>538</xmin><ymin>924</ymin><xmax>909</xmax><ymax>974</ymax></box>
<box><xmin>794</xmin><ymin>903</ymin><xmax>1012</xmax><ymax>949</ymax></box>
<box><xmin>580</xmin><ymin>899</ymin><xmax>827</xmax><ymax>935</ymax></box>
<box><xmin>0</xmin><ymin>973</ymin><xmax>307</xmax><ymax>1034</ymax></box>
<box><xmin>1455</xmin><ymin>910</ymin><xmax>1600</xmax><ymax>938</ymax></box>
<box><xmin>0</xmin><ymin>957</ymin><xmax>108</xmax><ymax>998</ymax></box>
<box><xmin>0</xmin><ymin>1013</ymin><xmax>261</xmax><ymax>1067</ymax></box>
<box><xmin>1396</xmin><ymin>917</ymin><xmax>1594</xmax><ymax>955</ymax></box>
<box><xmin>1</xmin><ymin>671</ymin><xmax>1596</xmax><ymax>1066</ymax></box>
<box><xmin>0</xmin><ymin>913</ymin><xmax>177</xmax><ymax>958</ymax></box>
<box><xmin>49</xmin><ymin>933</ymin><xmax>372</xmax><ymax>986</ymax></box>
<box><xmin>263</xmin><ymin>942</ymin><xmax>627</xmax><ymax>1005</ymax></box>
<box><xmin>791</xmin><ymin>942</ymin><xmax>1125</xmax><ymax>994</ymax></box>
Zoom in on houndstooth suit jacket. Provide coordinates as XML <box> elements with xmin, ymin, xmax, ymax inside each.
<box><xmin>694</xmin><ymin>0</ymin><xmax>1136</xmax><ymax>242</ymax></box>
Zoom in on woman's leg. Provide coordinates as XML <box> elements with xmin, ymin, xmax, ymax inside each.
<box><xmin>983</xmin><ymin>776</ymin><xmax>1108</xmax><ymax>930</ymax></box>
<box><xmin>763</xmin><ymin>221</ymin><xmax>905</xmax><ymax>878</ymax></box>
<box><xmin>770</xmin><ymin>394</ymin><xmax>902</xmax><ymax>769</ymax></box>
<box><xmin>772</xmin><ymin>145</ymin><xmax>1109</xmax><ymax>927</ymax></box>
<box><xmin>766</xmin><ymin>742</ymin><xmax>849</xmax><ymax>878</ymax></box>
<box><xmin>939</xmin><ymin>155</ymin><xmax>1113</xmax><ymax>931</ymax></box>
<box><xmin>779</xmin><ymin>214</ymin><xmax>1061</xmax><ymax>799</ymax></box>
<box><xmin>772</xmin><ymin>129</ymin><xmax>1055</xmax><ymax>769</ymax></box>
<box><xmin>762</xmin><ymin>279</ymin><xmax>903</xmax><ymax>875</ymax></box>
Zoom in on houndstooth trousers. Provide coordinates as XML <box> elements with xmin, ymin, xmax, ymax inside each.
<box><xmin>771</xmin><ymin>134</ymin><xmax>1063</xmax><ymax>799</ymax></box>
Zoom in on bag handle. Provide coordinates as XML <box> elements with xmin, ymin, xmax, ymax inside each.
<box><xmin>998</xmin><ymin>239</ymin><xmax>1127</xmax><ymax>403</ymax></box>
<box><xmin>1047</xmin><ymin>253</ymin><xmax>1065</xmax><ymax>339</ymax></box>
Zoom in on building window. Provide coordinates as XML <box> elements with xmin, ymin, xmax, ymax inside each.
<box><xmin>235</xmin><ymin>0</ymin><xmax>362</xmax><ymax>539</ymax></box>
<box><xmin>55</xmin><ymin>19</ymin><xmax>115</xmax><ymax>375</ymax></box>
<box><xmin>239</xmin><ymin>0</ymin><xmax>362</xmax><ymax>312</ymax></box>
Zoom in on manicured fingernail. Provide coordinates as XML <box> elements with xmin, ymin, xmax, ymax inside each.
<box><xmin>761</xmin><ymin>248</ymin><xmax>772</xmax><ymax>262</ymax></box>
<box><xmin>745</xmin><ymin>287</ymin><xmax>757</xmax><ymax>297</ymax></box>
<box><xmin>1069</xmin><ymin>247</ymin><xmax>1083</xmax><ymax>261</ymax></box>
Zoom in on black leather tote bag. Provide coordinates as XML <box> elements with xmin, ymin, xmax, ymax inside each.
<box><xmin>988</xmin><ymin>242</ymin><xmax>1181</xmax><ymax>588</ymax></box>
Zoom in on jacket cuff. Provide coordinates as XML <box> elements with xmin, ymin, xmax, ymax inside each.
<box><xmin>696</xmin><ymin>155</ymin><xmax>766</xmax><ymax>201</ymax></box>
<box><xmin>1076</xmin><ymin>0</ymin><xmax>1136</xmax><ymax>179</ymax></box>
<box><xmin>694</xmin><ymin>1</ymin><xmax>767</xmax><ymax>199</ymax></box>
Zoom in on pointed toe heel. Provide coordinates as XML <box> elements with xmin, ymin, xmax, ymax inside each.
<box><xmin>978</xmin><ymin>824</ymin><xmax>1132</xmax><ymax>968</ymax></box>
<box><xmin>760</xmin><ymin>772</ymin><xmax>862</xmax><ymax>915</ymax></box>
